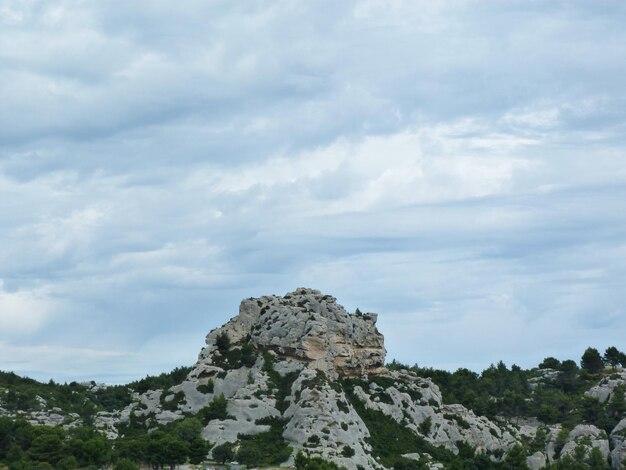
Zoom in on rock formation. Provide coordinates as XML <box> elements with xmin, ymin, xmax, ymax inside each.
<box><xmin>2</xmin><ymin>288</ymin><xmax>625</xmax><ymax>469</ymax></box>
<box><xmin>120</xmin><ymin>288</ymin><xmax>519</xmax><ymax>469</ymax></box>
<box><xmin>197</xmin><ymin>288</ymin><xmax>386</xmax><ymax>378</ymax></box>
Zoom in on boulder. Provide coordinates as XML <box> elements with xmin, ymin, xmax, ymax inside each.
<box><xmin>527</xmin><ymin>451</ymin><xmax>547</xmax><ymax>470</ymax></box>
<box><xmin>561</xmin><ymin>424</ymin><xmax>610</xmax><ymax>461</ymax></box>
<box><xmin>585</xmin><ymin>370</ymin><xmax>626</xmax><ymax>403</ymax></box>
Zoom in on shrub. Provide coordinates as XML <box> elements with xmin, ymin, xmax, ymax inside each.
<box><xmin>113</xmin><ymin>458</ymin><xmax>139</xmax><ymax>470</ymax></box>
<box><xmin>198</xmin><ymin>394</ymin><xmax>230</xmax><ymax>425</ymax></box>
<box><xmin>160</xmin><ymin>391</ymin><xmax>186</xmax><ymax>411</ymax></box>
<box><xmin>294</xmin><ymin>452</ymin><xmax>347</xmax><ymax>470</ymax></box>
<box><xmin>241</xmin><ymin>343</ymin><xmax>257</xmax><ymax>368</ymax></box>
<box><xmin>196</xmin><ymin>380</ymin><xmax>214</xmax><ymax>394</ymax></box>
<box><xmin>211</xmin><ymin>442</ymin><xmax>235</xmax><ymax>464</ymax></box>
<box><xmin>236</xmin><ymin>444</ymin><xmax>263</xmax><ymax>466</ymax></box>
<box><xmin>418</xmin><ymin>417</ymin><xmax>432</xmax><ymax>436</ymax></box>
<box><xmin>237</xmin><ymin>417</ymin><xmax>292</xmax><ymax>466</ymax></box>
<box><xmin>215</xmin><ymin>332</ymin><xmax>230</xmax><ymax>351</ymax></box>
<box><xmin>539</xmin><ymin>357</ymin><xmax>561</xmax><ymax>369</ymax></box>
<box><xmin>337</xmin><ymin>399</ymin><xmax>350</xmax><ymax>413</ymax></box>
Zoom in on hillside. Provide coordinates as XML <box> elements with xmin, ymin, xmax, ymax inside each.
<box><xmin>1</xmin><ymin>288</ymin><xmax>625</xmax><ymax>470</ymax></box>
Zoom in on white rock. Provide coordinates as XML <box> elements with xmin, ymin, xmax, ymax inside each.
<box><xmin>610</xmin><ymin>419</ymin><xmax>626</xmax><ymax>469</ymax></box>
<box><xmin>196</xmin><ymin>288</ymin><xmax>386</xmax><ymax>379</ymax></box>
<box><xmin>561</xmin><ymin>424</ymin><xmax>610</xmax><ymax>461</ymax></box>
<box><xmin>527</xmin><ymin>451</ymin><xmax>547</xmax><ymax>470</ymax></box>
<box><xmin>585</xmin><ymin>370</ymin><xmax>626</xmax><ymax>403</ymax></box>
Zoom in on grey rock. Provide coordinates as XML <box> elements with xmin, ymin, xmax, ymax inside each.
<box><xmin>283</xmin><ymin>369</ymin><xmax>377</xmax><ymax>470</ymax></box>
<box><xmin>561</xmin><ymin>424</ymin><xmax>610</xmax><ymax>461</ymax></box>
<box><xmin>610</xmin><ymin>419</ymin><xmax>626</xmax><ymax>469</ymax></box>
<box><xmin>527</xmin><ymin>451</ymin><xmax>547</xmax><ymax>470</ymax></box>
<box><xmin>585</xmin><ymin>370</ymin><xmax>626</xmax><ymax>403</ymax></box>
<box><xmin>196</xmin><ymin>288</ymin><xmax>386</xmax><ymax>378</ymax></box>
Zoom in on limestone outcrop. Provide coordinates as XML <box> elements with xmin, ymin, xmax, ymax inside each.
<box><xmin>195</xmin><ymin>288</ymin><xmax>386</xmax><ymax>378</ymax></box>
<box><xmin>585</xmin><ymin>370</ymin><xmax>626</xmax><ymax>403</ymax></box>
<box><xmin>560</xmin><ymin>424</ymin><xmax>610</xmax><ymax>461</ymax></box>
<box><xmin>130</xmin><ymin>288</ymin><xmax>520</xmax><ymax>469</ymax></box>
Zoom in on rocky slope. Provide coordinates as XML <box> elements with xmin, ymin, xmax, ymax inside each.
<box><xmin>106</xmin><ymin>288</ymin><xmax>626</xmax><ymax>469</ymax></box>
<box><xmin>2</xmin><ymin>288</ymin><xmax>626</xmax><ymax>469</ymax></box>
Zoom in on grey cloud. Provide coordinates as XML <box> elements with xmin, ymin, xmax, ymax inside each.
<box><xmin>1</xmin><ymin>1</ymin><xmax>625</xmax><ymax>381</ymax></box>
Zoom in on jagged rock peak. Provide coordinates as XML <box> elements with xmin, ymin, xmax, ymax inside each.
<box><xmin>198</xmin><ymin>288</ymin><xmax>386</xmax><ymax>377</ymax></box>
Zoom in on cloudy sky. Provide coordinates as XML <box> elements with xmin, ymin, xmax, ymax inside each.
<box><xmin>1</xmin><ymin>1</ymin><xmax>625</xmax><ymax>383</ymax></box>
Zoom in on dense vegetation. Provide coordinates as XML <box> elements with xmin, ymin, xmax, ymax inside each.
<box><xmin>0</xmin><ymin>366</ymin><xmax>200</xmax><ymax>468</ymax></box>
<box><xmin>388</xmin><ymin>345</ymin><xmax>626</xmax><ymax>434</ymax></box>
<box><xmin>1</xmin><ymin>345</ymin><xmax>624</xmax><ymax>469</ymax></box>
<box><xmin>0</xmin><ymin>366</ymin><xmax>192</xmax><ymax>422</ymax></box>
<box><xmin>0</xmin><ymin>415</ymin><xmax>210</xmax><ymax>469</ymax></box>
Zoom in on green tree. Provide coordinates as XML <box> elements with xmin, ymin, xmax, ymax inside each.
<box><xmin>558</xmin><ymin>359</ymin><xmax>579</xmax><ymax>393</ymax></box>
<box><xmin>580</xmin><ymin>396</ymin><xmax>604</xmax><ymax>424</ymax></box>
<box><xmin>212</xmin><ymin>442</ymin><xmax>234</xmax><ymax>464</ymax></box>
<box><xmin>28</xmin><ymin>428</ymin><xmax>64</xmax><ymax>465</ymax></box>
<box><xmin>215</xmin><ymin>332</ymin><xmax>230</xmax><ymax>351</ymax></box>
<box><xmin>188</xmin><ymin>438</ymin><xmax>210</xmax><ymax>465</ymax></box>
<box><xmin>342</xmin><ymin>445</ymin><xmax>355</xmax><ymax>457</ymax></box>
<box><xmin>141</xmin><ymin>431</ymin><xmax>189</xmax><ymax>470</ymax></box>
<box><xmin>161</xmin><ymin>436</ymin><xmax>188</xmax><ymax>470</ymax></box>
<box><xmin>4</xmin><ymin>443</ymin><xmax>25</xmax><ymax>464</ymax></box>
<box><xmin>198</xmin><ymin>394</ymin><xmax>230</xmax><ymax>424</ymax></box>
<box><xmin>608</xmin><ymin>385</ymin><xmax>626</xmax><ymax>420</ymax></box>
<box><xmin>604</xmin><ymin>346</ymin><xmax>622</xmax><ymax>369</ymax></box>
<box><xmin>553</xmin><ymin>428</ymin><xmax>570</xmax><ymax>458</ymax></box>
<box><xmin>504</xmin><ymin>444</ymin><xmax>529</xmax><ymax>469</ymax></box>
<box><xmin>556</xmin><ymin>454</ymin><xmax>585</xmax><ymax>470</ymax></box>
<box><xmin>57</xmin><ymin>456</ymin><xmax>79</xmax><ymax>469</ymax></box>
<box><xmin>114</xmin><ymin>437</ymin><xmax>146</xmax><ymax>463</ymax></box>
<box><xmin>114</xmin><ymin>458</ymin><xmax>140</xmax><ymax>470</ymax></box>
<box><xmin>581</xmin><ymin>348</ymin><xmax>604</xmax><ymax>374</ymax></box>
<box><xmin>170</xmin><ymin>416</ymin><xmax>203</xmax><ymax>443</ymax></box>
<box><xmin>587</xmin><ymin>447</ymin><xmax>608</xmax><ymax>470</ymax></box>
<box><xmin>418</xmin><ymin>417</ymin><xmax>432</xmax><ymax>436</ymax></box>
<box><xmin>236</xmin><ymin>444</ymin><xmax>263</xmax><ymax>466</ymax></box>
<box><xmin>241</xmin><ymin>342</ymin><xmax>256</xmax><ymax>367</ymax></box>
<box><xmin>539</xmin><ymin>357</ymin><xmax>561</xmax><ymax>369</ymax></box>
<box><xmin>294</xmin><ymin>452</ymin><xmax>347</xmax><ymax>470</ymax></box>
<box><xmin>69</xmin><ymin>435</ymin><xmax>111</xmax><ymax>467</ymax></box>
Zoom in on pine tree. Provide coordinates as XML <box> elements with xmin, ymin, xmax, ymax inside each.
<box><xmin>581</xmin><ymin>347</ymin><xmax>604</xmax><ymax>374</ymax></box>
<box><xmin>504</xmin><ymin>444</ymin><xmax>530</xmax><ymax>470</ymax></box>
<box><xmin>604</xmin><ymin>346</ymin><xmax>622</xmax><ymax>369</ymax></box>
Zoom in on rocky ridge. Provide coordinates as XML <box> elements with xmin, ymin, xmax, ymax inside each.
<box><xmin>2</xmin><ymin>288</ymin><xmax>626</xmax><ymax>469</ymax></box>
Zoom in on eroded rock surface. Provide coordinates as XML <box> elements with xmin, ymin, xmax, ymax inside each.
<box><xmin>585</xmin><ymin>370</ymin><xmax>626</xmax><ymax>403</ymax></box>
<box><xmin>560</xmin><ymin>424</ymin><xmax>610</xmax><ymax>461</ymax></box>
<box><xmin>196</xmin><ymin>288</ymin><xmax>386</xmax><ymax>378</ymax></box>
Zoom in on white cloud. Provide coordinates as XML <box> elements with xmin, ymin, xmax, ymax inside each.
<box><xmin>0</xmin><ymin>1</ymin><xmax>625</xmax><ymax>381</ymax></box>
<box><xmin>194</xmin><ymin>120</ymin><xmax>535</xmax><ymax>216</ymax></box>
<box><xmin>0</xmin><ymin>281</ymin><xmax>57</xmax><ymax>334</ymax></box>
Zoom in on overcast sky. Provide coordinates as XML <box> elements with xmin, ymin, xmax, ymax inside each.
<box><xmin>1</xmin><ymin>1</ymin><xmax>625</xmax><ymax>383</ymax></box>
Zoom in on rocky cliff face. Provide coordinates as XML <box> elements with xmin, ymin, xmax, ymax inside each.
<box><xmin>196</xmin><ymin>288</ymin><xmax>386</xmax><ymax>378</ymax></box>
<box><xmin>123</xmin><ymin>288</ymin><xmax>520</xmax><ymax>469</ymax></box>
